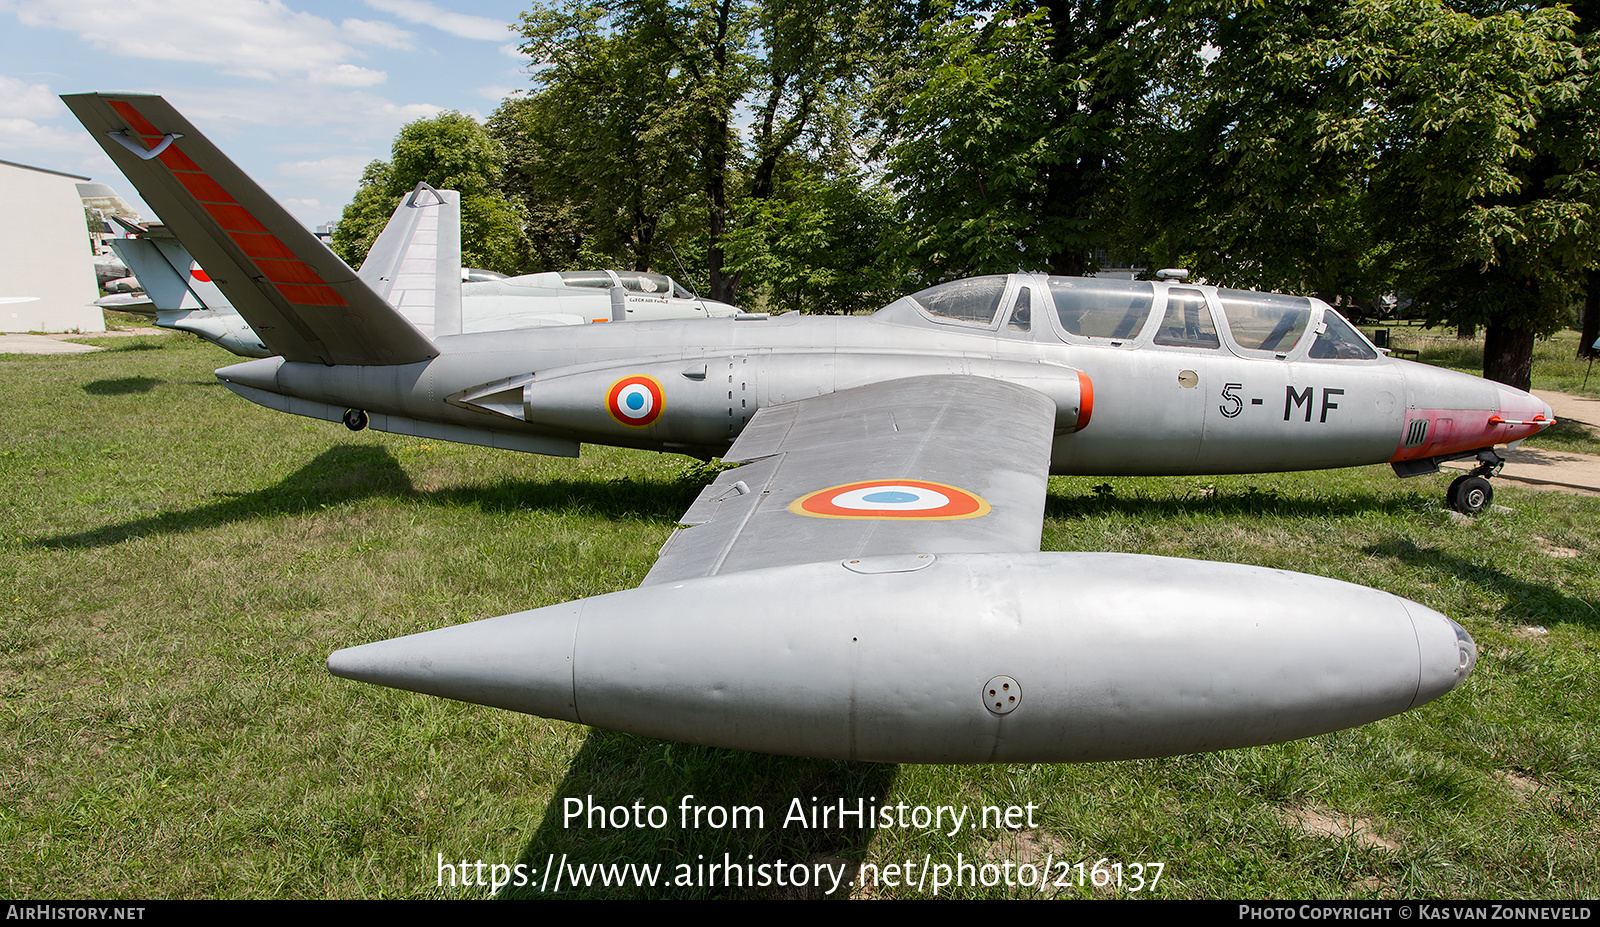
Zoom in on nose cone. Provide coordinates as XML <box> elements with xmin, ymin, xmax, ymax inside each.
<box><xmin>328</xmin><ymin>600</ymin><xmax>584</xmax><ymax>722</ymax></box>
<box><xmin>215</xmin><ymin>356</ymin><xmax>285</xmax><ymax>392</ymax></box>
<box><xmin>1408</xmin><ymin>602</ymin><xmax>1477</xmax><ymax>709</ymax></box>
<box><xmin>1496</xmin><ymin>386</ymin><xmax>1555</xmax><ymax>429</ymax></box>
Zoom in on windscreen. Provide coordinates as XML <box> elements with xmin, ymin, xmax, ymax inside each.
<box><xmin>1308</xmin><ymin>310</ymin><xmax>1379</xmax><ymax>360</ymax></box>
<box><xmin>909</xmin><ymin>276</ymin><xmax>1009</xmax><ymax>326</ymax></box>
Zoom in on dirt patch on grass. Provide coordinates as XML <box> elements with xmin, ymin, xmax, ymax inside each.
<box><xmin>1349</xmin><ymin>874</ymin><xmax>1394</xmax><ymax>897</ymax></box>
<box><xmin>1514</xmin><ymin>625</ymin><xmax>1550</xmax><ymax>640</ymax></box>
<box><xmin>1497</xmin><ymin>769</ymin><xmax>1547</xmax><ymax>800</ymax></box>
<box><xmin>1283</xmin><ymin>807</ymin><xmax>1399</xmax><ymax>851</ymax></box>
<box><xmin>1531</xmin><ymin>536</ymin><xmax>1582</xmax><ymax>558</ymax></box>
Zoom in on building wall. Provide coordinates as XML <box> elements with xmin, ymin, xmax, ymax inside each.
<box><xmin>0</xmin><ymin>161</ymin><xmax>104</xmax><ymax>333</ymax></box>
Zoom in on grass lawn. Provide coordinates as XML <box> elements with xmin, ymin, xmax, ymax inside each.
<box><xmin>1</xmin><ymin>322</ymin><xmax>1595</xmax><ymax>899</ymax></box>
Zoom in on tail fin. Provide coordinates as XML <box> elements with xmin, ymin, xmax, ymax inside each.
<box><xmin>357</xmin><ymin>183</ymin><xmax>463</xmax><ymax>339</ymax></box>
<box><xmin>63</xmin><ymin>92</ymin><xmax>437</xmax><ymax>367</ymax></box>
<box><xmin>106</xmin><ymin>236</ymin><xmax>201</xmax><ymax>313</ymax></box>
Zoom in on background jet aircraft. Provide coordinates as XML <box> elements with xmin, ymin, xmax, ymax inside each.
<box><xmin>95</xmin><ymin>199</ymin><xmax>737</xmax><ymax>358</ymax></box>
<box><xmin>70</xmin><ymin>91</ymin><xmax>1523</xmax><ymax>763</ymax></box>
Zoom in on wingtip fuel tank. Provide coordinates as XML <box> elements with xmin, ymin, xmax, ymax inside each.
<box><xmin>329</xmin><ymin>552</ymin><xmax>1476</xmax><ymax>764</ymax></box>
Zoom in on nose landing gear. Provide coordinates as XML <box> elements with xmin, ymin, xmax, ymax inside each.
<box><xmin>1446</xmin><ymin>450</ymin><xmax>1504</xmax><ymax>515</ymax></box>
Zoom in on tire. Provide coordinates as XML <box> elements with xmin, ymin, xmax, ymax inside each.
<box><xmin>1449</xmin><ymin>475</ymin><xmax>1493</xmax><ymax>515</ymax></box>
<box><xmin>343</xmin><ymin>408</ymin><xmax>369</xmax><ymax>432</ymax></box>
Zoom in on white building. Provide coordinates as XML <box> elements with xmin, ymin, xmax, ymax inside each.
<box><xmin>1</xmin><ymin>159</ymin><xmax>105</xmax><ymax>333</ymax></box>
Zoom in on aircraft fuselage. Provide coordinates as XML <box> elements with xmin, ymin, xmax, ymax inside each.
<box><xmin>217</xmin><ymin>275</ymin><xmax>1552</xmax><ymax>480</ymax></box>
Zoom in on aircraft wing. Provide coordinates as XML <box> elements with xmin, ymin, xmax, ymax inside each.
<box><xmin>329</xmin><ymin>370</ymin><xmax>1479</xmax><ymax>762</ymax></box>
<box><xmin>62</xmin><ymin>92</ymin><xmax>437</xmax><ymax>367</ymax></box>
<box><xmin>643</xmin><ymin>375</ymin><xmax>1058</xmax><ymax>585</ymax></box>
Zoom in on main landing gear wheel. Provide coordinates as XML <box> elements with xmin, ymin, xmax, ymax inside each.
<box><xmin>1447</xmin><ymin>474</ymin><xmax>1493</xmax><ymax>515</ymax></box>
<box><xmin>343</xmin><ymin>408</ymin><xmax>369</xmax><ymax>431</ymax></box>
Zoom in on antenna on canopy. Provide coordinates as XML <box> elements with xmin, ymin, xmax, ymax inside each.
<box><xmin>664</xmin><ymin>241</ymin><xmax>713</xmax><ymax>315</ymax></box>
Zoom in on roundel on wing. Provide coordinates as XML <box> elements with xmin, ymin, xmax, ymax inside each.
<box><xmin>606</xmin><ymin>375</ymin><xmax>664</xmax><ymax>427</ymax></box>
<box><xmin>788</xmin><ymin>480</ymin><xmax>991</xmax><ymax>520</ymax></box>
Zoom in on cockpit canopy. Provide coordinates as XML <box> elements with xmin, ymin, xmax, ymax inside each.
<box><xmin>559</xmin><ymin>270</ymin><xmax>697</xmax><ymax>300</ymax></box>
<box><xmin>884</xmin><ymin>274</ymin><xmax>1377</xmax><ymax>361</ymax></box>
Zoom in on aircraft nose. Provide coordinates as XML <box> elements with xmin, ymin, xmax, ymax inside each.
<box><xmin>1409</xmin><ymin>602</ymin><xmax>1477</xmax><ymax>709</ymax></box>
<box><xmin>1496</xmin><ymin>386</ymin><xmax>1555</xmax><ymax>430</ymax></box>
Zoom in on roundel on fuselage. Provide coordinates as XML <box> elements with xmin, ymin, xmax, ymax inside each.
<box><xmin>606</xmin><ymin>374</ymin><xmax>664</xmax><ymax>427</ymax></box>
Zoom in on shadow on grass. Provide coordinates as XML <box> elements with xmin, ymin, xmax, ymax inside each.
<box><xmin>91</xmin><ymin>340</ymin><xmax>169</xmax><ymax>353</ymax></box>
<box><xmin>83</xmin><ymin>376</ymin><xmax>164</xmax><ymax>395</ymax></box>
<box><xmin>39</xmin><ymin>440</ymin><xmax>1435</xmax><ymax>551</ymax></box>
<box><xmin>1365</xmin><ymin>538</ymin><xmax>1600</xmax><ymax>630</ymax></box>
<box><xmin>36</xmin><ymin>444</ymin><xmax>708</xmax><ymax>549</ymax></box>
<box><xmin>1521</xmin><ymin>419</ymin><xmax>1600</xmax><ymax>455</ymax></box>
<box><xmin>1045</xmin><ymin>484</ymin><xmax>1424</xmax><ymax>520</ymax></box>
<box><xmin>503</xmin><ymin>730</ymin><xmax>895</xmax><ymax>899</ymax></box>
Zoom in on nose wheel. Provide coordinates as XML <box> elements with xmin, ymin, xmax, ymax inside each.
<box><xmin>343</xmin><ymin>408</ymin><xmax>369</xmax><ymax>431</ymax></box>
<box><xmin>1446</xmin><ymin>451</ymin><xmax>1504</xmax><ymax>515</ymax></box>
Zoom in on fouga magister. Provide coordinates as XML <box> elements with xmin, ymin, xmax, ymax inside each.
<box><xmin>70</xmin><ymin>91</ymin><xmax>1529</xmax><ymax>763</ymax></box>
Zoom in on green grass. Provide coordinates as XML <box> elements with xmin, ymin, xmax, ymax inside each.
<box><xmin>2</xmin><ymin>325</ymin><xmax>1597</xmax><ymax>899</ymax></box>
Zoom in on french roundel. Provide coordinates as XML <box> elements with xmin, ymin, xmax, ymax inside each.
<box><xmin>788</xmin><ymin>480</ymin><xmax>991</xmax><ymax>520</ymax></box>
<box><xmin>606</xmin><ymin>375</ymin><xmax>664</xmax><ymax>427</ymax></box>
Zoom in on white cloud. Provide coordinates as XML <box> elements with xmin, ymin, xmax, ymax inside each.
<box><xmin>310</xmin><ymin>64</ymin><xmax>388</xmax><ymax>87</ymax></box>
<box><xmin>363</xmin><ymin>0</ymin><xmax>509</xmax><ymax>42</ymax></box>
<box><xmin>4</xmin><ymin>0</ymin><xmax>400</xmax><ymax>82</ymax></box>
<box><xmin>475</xmin><ymin>84</ymin><xmax>516</xmax><ymax>101</ymax></box>
<box><xmin>500</xmin><ymin>42</ymin><xmax>529</xmax><ymax>60</ymax></box>
<box><xmin>340</xmin><ymin>17</ymin><xmax>414</xmax><ymax>50</ymax></box>
<box><xmin>165</xmin><ymin>85</ymin><xmax>443</xmax><ymax>136</ymax></box>
<box><xmin>278</xmin><ymin>155</ymin><xmax>373</xmax><ymax>189</ymax></box>
<box><xmin>0</xmin><ymin>117</ymin><xmax>93</xmax><ymax>152</ymax></box>
<box><xmin>0</xmin><ymin>77</ymin><xmax>60</xmax><ymax>119</ymax></box>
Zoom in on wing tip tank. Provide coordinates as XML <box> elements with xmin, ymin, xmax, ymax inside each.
<box><xmin>329</xmin><ymin>552</ymin><xmax>1475</xmax><ymax>764</ymax></box>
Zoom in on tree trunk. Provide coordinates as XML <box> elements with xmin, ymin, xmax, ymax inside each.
<box><xmin>704</xmin><ymin>0</ymin><xmax>738</xmax><ymax>306</ymax></box>
<box><xmin>1482</xmin><ymin>321</ymin><xmax>1534</xmax><ymax>392</ymax></box>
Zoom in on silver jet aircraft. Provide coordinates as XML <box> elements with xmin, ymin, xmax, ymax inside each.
<box><xmin>72</xmin><ymin>91</ymin><xmax>1542</xmax><ymax>763</ymax></box>
<box><xmin>95</xmin><ymin>203</ymin><xmax>737</xmax><ymax>358</ymax></box>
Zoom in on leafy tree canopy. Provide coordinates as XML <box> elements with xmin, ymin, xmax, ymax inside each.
<box><xmin>876</xmin><ymin>0</ymin><xmax>1193</xmax><ymax>279</ymax></box>
<box><xmin>1120</xmin><ymin>0</ymin><xmax>1596</xmax><ymax>387</ymax></box>
<box><xmin>332</xmin><ymin>112</ymin><xmax>530</xmax><ymax>275</ymax></box>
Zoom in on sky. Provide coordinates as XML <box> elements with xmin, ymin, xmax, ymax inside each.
<box><xmin>0</xmin><ymin>0</ymin><xmax>537</xmax><ymax>228</ymax></box>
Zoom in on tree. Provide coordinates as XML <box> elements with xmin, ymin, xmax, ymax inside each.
<box><xmin>875</xmin><ymin>0</ymin><xmax>1192</xmax><ymax>279</ymax></box>
<box><xmin>511</xmin><ymin>1</ymin><xmax>756</xmax><ymax>297</ymax></box>
<box><xmin>503</xmin><ymin>0</ymin><xmax>878</xmax><ymax>303</ymax></box>
<box><xmin>331</xmin><ymin>112</ymin><xmax>529</xmax><ymax>275</ymax></box>
<box><xmin>1559</xmin><ymin>0</ymin><xmax>1600</xmax><ymax>361</ymax></box>
<box><xmin>1118</xmin><ymin>0</ymin><xmax>1384</xmax><ymax>306</ymax></box>
<box><xmin>724</xmin><ymin>170</ymin><xmax>907</xmax><ymax>313</ymax></box>
<box><xmin>1347</xmin><ymin>0</ymin><xmax>1596</xmax><ymax>389</ymax></box>
<box><xmin>1130</xmin><ymin>0</ymin><xmax>1598</xmax><ymax>389</ymax></box>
